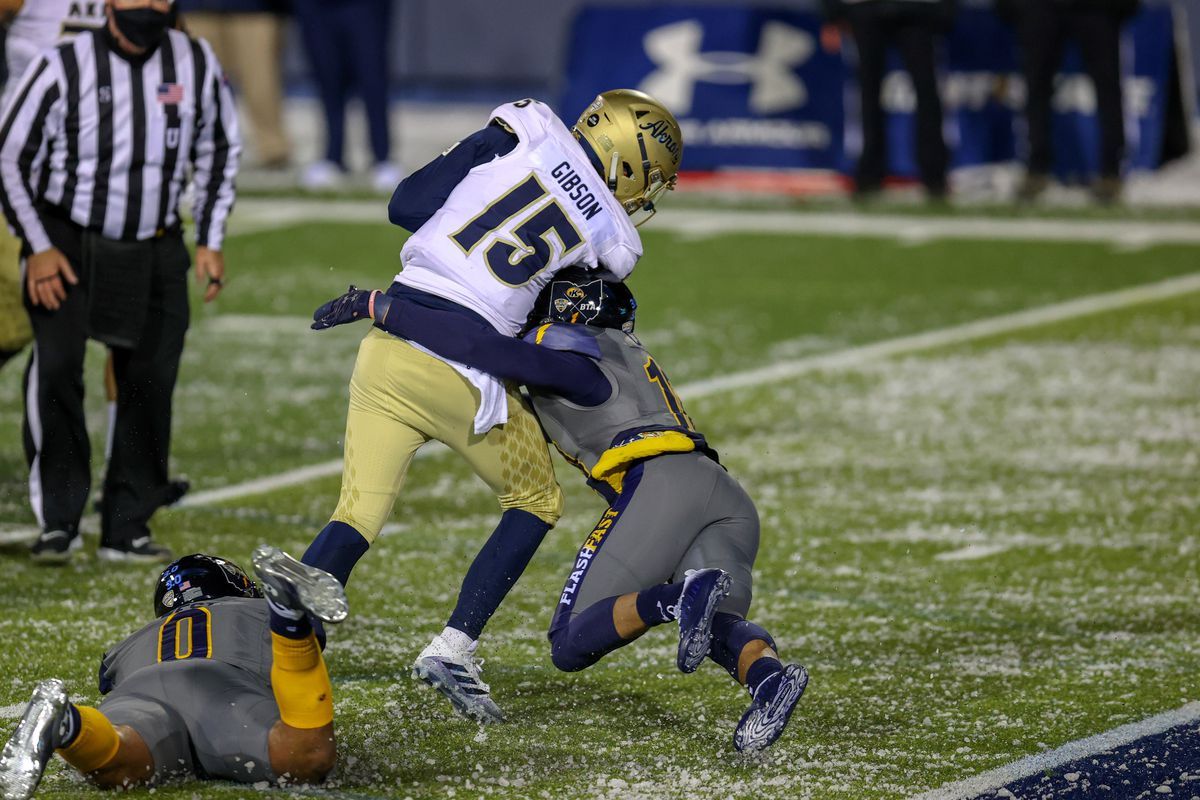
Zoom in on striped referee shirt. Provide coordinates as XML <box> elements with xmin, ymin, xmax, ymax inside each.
<box><xmin>0</xmin><ymin>26</ymin><xmax>240</xmax><ymax>254</ymax></box>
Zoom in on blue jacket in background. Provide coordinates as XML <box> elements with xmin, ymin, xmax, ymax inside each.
<box><xmin>177</xmin><ymin>0</ymin><xmax>289</xmax><ymax>14</ymax></box>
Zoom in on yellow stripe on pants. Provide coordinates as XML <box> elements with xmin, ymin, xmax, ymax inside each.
<box><xmin>331</xmin><ymin>329</ymin><xmax>563</xmax><ymax>542</ymax></box>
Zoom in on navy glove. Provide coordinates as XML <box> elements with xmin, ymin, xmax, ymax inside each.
<box><xmin>312</xmin><ymin>285</ymin><xmax>373</xmax><ymax>330</ymax></box>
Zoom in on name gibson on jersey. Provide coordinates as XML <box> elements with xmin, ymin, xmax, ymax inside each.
<box><xmin>551</xmin><ymin>161</ymin><xmax>604</xmax><ymax>220</ymax></box>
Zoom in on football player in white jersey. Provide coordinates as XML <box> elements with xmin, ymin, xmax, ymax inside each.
<box><xmin>302</xmin><ymin>90</ymin><xmax>682</xmax><ymax>723</ymax></box>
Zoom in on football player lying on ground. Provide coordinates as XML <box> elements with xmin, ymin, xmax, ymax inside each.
<box><xmin>0</xmin><ymin>547</ymin><xmax>348</xmax><ymax>798</ymax></box>
<box><xmin>303</xmin><ymin>90</ymin><xmax>682</xmax><ymax>723</ymax></box>
<box><xmin>311</xmin><ymin>271</ymin><xmax>808</xmax><ymax>752</ymax></box>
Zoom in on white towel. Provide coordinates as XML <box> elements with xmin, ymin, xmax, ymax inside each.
<box><xmin>407</xmin><ymin>340</ymin><xmax>508</xmax><ymax>434</ymax></box>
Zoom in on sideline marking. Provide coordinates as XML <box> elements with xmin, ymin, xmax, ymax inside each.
<box><xmin>229</xmin><ymin>198</ymin><xmax>1200</xmax><ymax>247</ymax></box>
<box><xmin>910</xmin><ymin>702</ymin><xmax>1200</xmax><ymax>800</ymax></box>
<box><xmin>0</xmin><ymin>703</ymin><xmax>24</xmax><ymax>719</ymax></box>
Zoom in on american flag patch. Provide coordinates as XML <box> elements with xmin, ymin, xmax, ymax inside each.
<box><xmin>157</xmin><ymin>83</ymin><xmax>184</xmax><ymax>105</ymax></box>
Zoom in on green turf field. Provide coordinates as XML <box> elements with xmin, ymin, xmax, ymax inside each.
<box><xmin>0</xmin><ymin>212</ymin><xmax>1197</xmax><ymax>799</ymax></box>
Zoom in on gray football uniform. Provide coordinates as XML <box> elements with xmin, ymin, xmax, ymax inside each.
<box><xmin>527</xmin><ymin>325</ymin><xmax>760</xmax><ymax>636</ymax></box>
<box><xmin>97</xmin><ymin>597</ymin><xmax>279</xmax><ymax>783</ymax></box>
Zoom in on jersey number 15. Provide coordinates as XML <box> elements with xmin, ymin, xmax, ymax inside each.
<box><xmin>451</xmin><ymin>175</ymin><xmax>585</xmax><ymax>287</ymax></box>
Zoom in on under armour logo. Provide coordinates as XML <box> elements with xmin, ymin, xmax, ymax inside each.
<box><xmin>640</xmin><ymin>20</ymin><xmax>814</xmax><ymax>116</ymax></box>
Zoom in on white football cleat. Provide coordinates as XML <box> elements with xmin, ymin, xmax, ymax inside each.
<box><xmin>412</xmin><ymin>634</ymin><xmax>505</xmax><ymax>724</ymax></box>
<box><xmin>0</xmin><ymin>679</ymin><xmax>68</xmax><ymax>800</ymax></box>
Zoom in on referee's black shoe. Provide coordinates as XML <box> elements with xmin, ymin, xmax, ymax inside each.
<box><xmin>29</xmin><ymin>530</ymin><xmax>81</xmax><ymax>565</ymax></box>
<box><xmin>96</xmin><ymin>536</ymin><xmax>174</xmax><ymax>564</ymax></box>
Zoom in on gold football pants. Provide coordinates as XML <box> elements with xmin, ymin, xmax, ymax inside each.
<box><xmin>0</xmin><ymin>221</ymin><xmax>32</xmax><ymax>352</ymax></box>
<box><xmin>332</xmin><ymin>329</ymin><xmax>563</xmax><ymax>542</ymax></box>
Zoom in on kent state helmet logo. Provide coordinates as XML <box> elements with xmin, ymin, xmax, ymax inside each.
<box><xmin>565</xmin><ymin>287</ymin><xmax>586</xmax><ymax>299</ymax></box>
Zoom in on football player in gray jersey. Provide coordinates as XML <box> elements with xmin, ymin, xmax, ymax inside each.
<box><xmin>0</xmin><ymin>547</ymin><xmax>348</xmax><ymax>799</ymax></box>
<box><xmin>312</xmin><ymin>270</ymin><xmax>808</xmax><ymax>752</ymax></box>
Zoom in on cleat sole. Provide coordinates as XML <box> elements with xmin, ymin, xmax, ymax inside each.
<box><xmin>678</xmin><ymin>570</ymin><xmax>732</xmax><ymax>674</ymax></box>
<box><xmin>734</xmin><ymin>664</ymin><xmax>809</xmax><ymax>753</ymax></box>
<box><xmin>412</xmin><ymin>659</ymin><xmax>505</xmax><ymax>724</ymax></box>
<box><xmin>0</xmin><ymin>679</ymin><xmax>68</xmax><ymax>800</ymax></box>
<box><xmin>251</xmin><ymin>545</ymin><xmax>348</xmax><ymax>624</ymax></box>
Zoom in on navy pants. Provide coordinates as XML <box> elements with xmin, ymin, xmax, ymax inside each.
<box><xmin>293</xmin><ymin>0</ymin><xmax>392</xmax><ymax>165</ymax></box>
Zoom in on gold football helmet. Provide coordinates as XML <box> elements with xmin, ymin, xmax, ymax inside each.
<box><xmin>572</xmin><ymin>89</ymin><xmax>683</xmax><ymax>226</ymax></box>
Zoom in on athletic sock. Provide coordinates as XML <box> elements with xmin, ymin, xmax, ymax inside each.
<box><xmin>302</xmin><ymin>520</ymin><xmax>370</xmax><ymax>587</ymax></box>
<box><xmin>634</xmin><ymin>582</ymin><xmax>684</xmax><ymax>626</ymax></box>
<box><xmin>709</xmin><ymin>613</ymin><xmax>779</xmax><ymax>685</ymax></box>
<box><xmin>57</xmin><ymin>704</ymin><xmax>81</xmax><ymax>748</ymax></box>
<box><xmin>745</xmin><ymin>656</ymin><xmax>785</xmax><ymax>696</ymax></box>
<box><xmin>447</xmin><ymin>509</ymin><xmax>550</xmax><ymax>639</ymax></box>
<box><xmin>549</xmin><ymin>596</ymin><xmax>627</xmax><ymax>672</ymax></box>
<box><xmin>268</xmin><ymin>597</ymin><xmax>312</xmax><ymax>640</ymax></box>
<box><xmin>270</xmin><ymin>632</ymin><xmax>333</xmax><ymax>729</ymax></box>
<box><xmin>57</xmin><ymin>706</ymin><xmax>120</xmax><ymax>772</ymax></box>
<box><xmin>438</xmin><ymin>626</ymin><xmax>475</xmax><ymax>652</ymax></box>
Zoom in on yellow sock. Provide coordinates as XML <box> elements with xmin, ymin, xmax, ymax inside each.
<box><xmin>270</xmin><ymin>632</ymin><xmax>334</xmax><ymax>729</ymax></box>
<box><xmin>58</xmin><ymin>706</ymin><xmax>120</xmax><ymax>773</ymax></box>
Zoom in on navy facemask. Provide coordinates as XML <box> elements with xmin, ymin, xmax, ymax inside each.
<box><xmin>113</xmin><ymin>7</ymin><xmax>172</xmax><ymax>51</ymax></box>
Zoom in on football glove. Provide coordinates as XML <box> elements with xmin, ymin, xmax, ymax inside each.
<box><xmin>312</xmin><ymin>285</ymin><xmax>373</xmax><ymax>330</ymax></box>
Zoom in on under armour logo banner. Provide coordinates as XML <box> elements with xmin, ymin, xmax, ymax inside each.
<box><xmin>562</xmin><ymin>7</ymin><xmax>845</xmax><ymax>171</ymax></box>
<box><xmin>641</xmin><ymin>20</ymin><xmax>813</xmax><ymax>116</ymax></box>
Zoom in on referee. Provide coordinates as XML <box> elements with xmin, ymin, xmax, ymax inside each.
<box><xmin>0</xmin><ymin>0</ymin><xmax>240</xmax><ymax>564</ymax></box>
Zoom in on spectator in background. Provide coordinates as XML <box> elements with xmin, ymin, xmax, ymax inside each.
<box><xmin>999</xmin><ymin>0</ymin><xmax>1141</xmax><ymax>204</ymax></box>
<box><xmin>293</xmin><ymin>0</ymin><xmax>403</xmax><ymax>193</ymax></box>
<box><xmin>179</xmin><ymin>0</ymin><xmax>291</xmax><ymax>170</ymax></box>
<box><xmin>823</xmin><ymin>0</ymin><xmax>956</xmax><ymax>201</ymax></box>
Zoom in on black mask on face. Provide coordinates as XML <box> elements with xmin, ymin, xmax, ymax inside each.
<box><xmin>112</xmin><ymin>7</ymin><xmax>172</xmax><ymax>51</ymax></box>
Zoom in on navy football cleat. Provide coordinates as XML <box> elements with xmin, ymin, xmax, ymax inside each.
<box><xmin>733</xmin><ymin>663</ymin><xmax>809</xmax><ymax>752</ymax></box>
<box><xmin>676</xmin><ymin>568</ymin><xmax>732</xmax><ymax>673</ymax></box>
<box><xmin>251</xmin><ymin>545</ymin><xmax>348</xmax><ymax>624</ymax></box>
<box><xmin>0</xmin><ymin>679</ymin><xmax>68</xmax><ymax>800</ymax></box>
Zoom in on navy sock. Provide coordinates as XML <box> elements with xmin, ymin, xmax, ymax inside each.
<box><xmin>709</xmin><ymin>613</ymin><xmax>778</xmax><ymax>684</ymax></box>
<box><xmin>267</xmin><ymin>598</ymin><xmax>313</xmax><ymax>640</ymax></box>
<box><xmin>447</xmin><ymin>509</ymin><xmax>550</xmax><ymax>639</ymax></box>
<box><xmin>745</xmin><ymin>656</ymin><xmax>784</xmax><ymax>696</ymax></box>
<box><xmin>57</xmin><ymin>704</ymin><xmax>81</xmax><ymax>748</ymax></box>
<box><xmin>301</xmin><ymin>521</ymin><xmax>370</xmax><ymax>587</ymax></box>
<box><xmin>549</xmin><ymin>596</ymin><xmax>629</xmax><ymax>672</ymax></box>
<box><xmin>634</xmin><ymin>582</ymin><xmax>684</xmax><ymax>626</ymax></box>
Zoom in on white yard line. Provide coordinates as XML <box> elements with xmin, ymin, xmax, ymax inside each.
<box><xmin>682</xmin><ymin>271</ymin><xmax>1200</xmax><ymax>398</ymax></box>
<box><xmin>229</xmin><ymin>198</ymin><xmax>1200</xmax><ymax>247</ymax></box>
<box><xmin>909</xmin><ymin>701</ymin><xmax>1200</xmax><ymax>800</ymax></box>
<box><xmin>934</xmin><ymin>544</ymin><xmax>1012</xmax><ymax>562</ymax></box>
<box><xmin>168</xmin><ymin>269</ymin><xmax>1200</xmax><ymax>509</ymax></box>
<box><xmin>0</xmin><ymin>703</ymin><xmax>25</xmax><ymax>719</ymax></box>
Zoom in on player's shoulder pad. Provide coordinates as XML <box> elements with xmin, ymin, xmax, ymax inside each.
<box><xmin>523</xmin><ymin>323</ymin><xmax>602</xmax><ymax>360</ymax></box>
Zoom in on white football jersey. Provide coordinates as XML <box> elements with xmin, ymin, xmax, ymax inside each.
<box><xmin>3</xmin><ymin>0</ymin><xmax>105</xmax><ymax>109</ymax></box>
<box><xmin>395</xmin><ymin>99</ymin><xmax>643</xmax><ymax>335</ymax></box>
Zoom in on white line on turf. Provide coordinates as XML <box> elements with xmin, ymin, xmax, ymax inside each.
<box><xmin>229</xmin><ymin>198</ymin><xmax>1200</xmax><ymax>247</ymax></box>
<box><xmin>934</xmin><ymin>544</ymin><xmax>1011</xmax><ymax>562</ymax></box>
<box><xmin>0</xmin><ymin>703</ymin><xmax>25</xmax><ymax>719</ymax></box>
<box><xmin>682</xmin><ymin>271</ymin><xmax>1200</xmax><ymax>398</ymax></box>
<box><xmin>5</xmin><ymin>269</ymin><xmax>1193</xmax><ymax>529</ymax></box>
<box><xmin>163</xmin><ymin>270</ymin><xmax>1200</xmax><ymax>510</ymax></box>
<box><xmin>909</xmin><ymin>701</ymin><xmax>1200</xmax><ymax>800</ymax></box>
